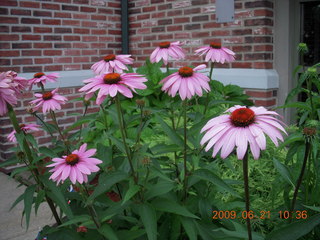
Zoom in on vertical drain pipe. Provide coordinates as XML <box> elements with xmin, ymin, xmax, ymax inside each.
<box><xmin>121</xmin><ymin>0</ymin><xmax>129</xmax><ymax>54</ymax></box>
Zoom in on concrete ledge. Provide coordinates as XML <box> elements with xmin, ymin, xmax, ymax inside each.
<box><xmin>18</xmin><ymin>68</ymin><xmax>279</xmax><ymax>90</ymax></box>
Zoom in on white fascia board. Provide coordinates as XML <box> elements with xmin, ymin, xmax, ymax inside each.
<box><xmin>19</xmin><ymin>68</ymin><xmax>279</xmax><ymax>90</ymax></box>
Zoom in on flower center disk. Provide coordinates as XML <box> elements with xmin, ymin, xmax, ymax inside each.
<box><xmin>103</xmin><ymin>73</ymin><xmax>121</xmax><ymax>84</ymax></box>
<box><xmin>230</xmin><ymin>108</ymin><xmax>255</xmax><ymax>127</ymax></box>
<box><xmin>65</xmin><ymin>154</ymin><xmax>79</xmax><ymax>166</ymax></box>
<box><xmin>159</xmin><ymin>41</ymin><xmax>171</xmax><ymax>49</ymax></box>
<box><xmin>42</xmin><ymin>92</ymin><xmax>53</xmax><ymax>100</ymax></box>
<box><xmin>178</xmin><ymin>66</ymin><xmax>193</xmax><ymax>77</ymax></box>
<box><xmin>34</xmin><ymin>72</ymin><xmax>45</xmax><ymax>78</ymax></box>
<box><xmin>210</xmin><ymin>42</ymin><xmax>222</xmax><ymax>49</ymax></box>
<box><xmin>103</xmin><ymin>54</ymin><xmax>116</xmax><ymax>62</ymax></box>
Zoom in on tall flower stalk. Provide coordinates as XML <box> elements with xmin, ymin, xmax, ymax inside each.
<box><xmin>115</xmin><ymin>95</ymin><xmax>136</xmax><ymax>182</ymax></box>
<box><xmin>242</xmin><ymin>151</ymin><xmax>252</xmax><ymax>240</ymax></box>
<box><xmin>183</xmin><ymin>100</ymin><xmax>188</xmax><ymax>199</ymax></box>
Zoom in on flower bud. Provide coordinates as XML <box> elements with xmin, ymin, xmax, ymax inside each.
<box><xmin>143</xmin><ymin>110</ymin><xmax>151</xmax><ymax>117</ymax></box>
<box><xmin>136</xmin><ymin>99</ymin><xmax>145</xmax><ymax>107</ymax></box>
<box><xmin>297</xmin><ymin>43</ymin><xmax>308</xmax><ymax>54</ymax></box>
<box><xmin>76</xmin><ymin>226</ymin><xmax>87</xmax><ymax>233</ymax></box>
<box><xmin>303</xmin><ymin>127</ymin><xmax>316</xmax><ymax>136</ymax></box>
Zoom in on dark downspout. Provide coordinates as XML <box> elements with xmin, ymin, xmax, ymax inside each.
<box><xmin>121</xmin><ymin>0</ymin><xmax>129</xmax><ymax>54</ymax></box>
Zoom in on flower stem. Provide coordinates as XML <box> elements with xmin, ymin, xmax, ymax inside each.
<box><xmin>203</xmin><ymin>62</ymin><xmax>214</xmax><ymax>115</ymax></box>
<box><xmin>115</xmin><ymin>95</ymin><xmax>137</xmax><ymax>183</ymax></box>
<box><xmin>290</xmin><ymin>141</ymin><xmax>311</xmax><ymax>213</ymax></box>
<box><xmin>78</xmin><ymin>104</ymin><xmax>88</xmax><ymax>142</ymax></box>
<box><xmin>7</xmin><ymin>104</ymin><xmax>62</xmax><ymax>225</ymax></box>
<box><xmin>33</xmin><ymin>112</ymin><xmax>54</xmax><ymax>138</ymax></box>
<box><xmin>50</xmin><ymin>110</ymin><xmax>70</xmax><ymax>153</ymax></box>
<box><xmin>82</xmin><ymin>185</ymin><xmax>101</xmax><ymax>229</ymax></box>
<box><xmin>166</xmin><ymin>64</ymin><xmax>169</xmax><ymax>75</ymax></box>
<box><xmin>183</xmin><ymin>100</ymin><xmax>188</xmax><ymax>199</ymax></box>
<box><xmin>242</xmin><ymin>152</ymin><xmax>252</xmax><ymax>240</ymax></box>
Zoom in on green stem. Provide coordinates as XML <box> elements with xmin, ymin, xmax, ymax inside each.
<box><xmin>50</xmin><ymin>110</ymin><xmax>70</xmax><ymax>153</ymax></box>
<box><xmin>115</xmin><ymin>96</ymin><xmax>137</xmax><ymax>182</ymax></box>
<box><xmin>183</xmin><ymin>100</ymin><xmax>188</xmax><ymax>199</ymax></box>
<box><xmin>290</xmin><ymin>141</ymin><xmax>311</xmax><ymax>213</ymax></box>
<box><xmin>7</xmin><ymin>104</ymin><xmax>62</xmax><ymax>225</ymax></box>
<box><xmin>78</xmin><ymin>105</ymin><xmax>88</xmax><ymax>142</ymax></box>
<box><xmin>242</xmin><ymin>152</ymin><xmax>252</xmax><ymax>240</ymax></box>
<box><xmin>166</xmin><ymin>64</ymin><xmax>169</xmax><ymax>75</ymax></box>
<box><xmin>306</xmin><ymin>77</ymin><xmax>315</xmax><ymax>119</ymax></box>
<box><xmin>33</xmin><ymin>113</ymin><xmax>54</xmax><ymax>138</ymax></box>
<box><xmin>82</xmin><ymin>185</ymin><xmax>101</xmax><ymax>229</ymax></box>
<box><xmin>204</xmin><ymin>62</ymin><xmax>214</xmax><ymax>115</ymax></box>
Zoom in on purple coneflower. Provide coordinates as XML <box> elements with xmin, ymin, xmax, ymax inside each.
<box><xmin>200</xmin><ymin>105</ymin><xmax>287</xmax><ymax>160</ymax></box>
<box><xmin>79</xmin><ymin>72</ymin><xmax>147</xmax><ymax>104</ymax></box>
<box><xmin>0</xmin><ymin>72</ymin><xmax>18</xmax><ymax>116</ymax></box>
<box><xmin>160</xmin><ymin>64</ymin><xmax>210</xmax><ymax>100</ymax></box>
<box><xmin>7</xmin><ymin>123</ymin><xmax>41</xmax><ymax>143</ymax></box>
<box><xmin>150</xmin><ymin>41</ymin><xmax>185</xmax><ymax>65</ymax></box>
<box><xmin>91</xmin><ymin>54</ymin><xmax>133</xmax><ymax>74</ymax></box>
<box><xmin>195</xmin><ymin>42</ymin><xmax>235</xmax><ymax>64</ymax></box>
<box><xmin>47</xmin><ymin>143</ymin><xmax>102</xmax><ymax>184</ymax></box>
<box><xmin>28</xmin><ymin>72</ymin><xmax>59</xmax><ymax>89</ymax></box>
<box><xmin>30</xmin><ymin>88</ymin><xmax>67</xmax><ymax>113</ymax></box>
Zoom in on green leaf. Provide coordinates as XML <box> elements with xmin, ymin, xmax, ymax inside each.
<box><xmin>180</xmin><ymin>217</ymin><xmax>197</xmax><ymax>240</ymax></box>
<box><xmin>40</xmin><ymin>176</ymin><xmax>74</xmax><ymax>219</ymax></box>
<box><xmin>58</xmin><ymin>215</ymin><xmax>91</xmax><ymax>228</ymax></box>
<box><xmin>155</xmin><ymin>114</ymin><xmax>184</xmax><ymax>147</ymax></box>
<box><xmin>279</xmin><ymin>132</ymin><xmax>304</xmax><ymax>149</ymax></box>
<box><xmin>39</xmin><ymin>147</ymin><xmax>57</xmax><ymax>158</ymax></box>
<box><xmin>10</xmin><ymin>192</ymin><xmax>24</xmax><ymax>211</ymax></box>
<box><xmin>137</xmin><ymin>203</ymin><xmax>157</xmax><ymax>240</ymax></box>
<box><xmin>192</xmin><ymin>169</ymin><xmax>240</xmax><ymax>197</ymax></box>
<box><xmin>266</xmin><ymin>214</ymin><xmax>320</xmax><ymax>240</ymax></box>
<box><xmin>88</xmin><ymin>171</ymin><xmax>128</xmax><ymax>202</ymax></box>
<box><xmin>117</xmin><ymin>229</ymin><xmax>146</xmax><ymax>240</ymax></box>
<box><xmin>276</xmin><ymin>102</ymin><xmax>311</xmax><ymax>111</ymax></box>
<box><xmin>122</xmin><ymin>184</ymin><xmax>140</xmax><ymax>205</ymax></box>
<box><xmin>145</xmin><ymin>179</ymin><xmax>175</xmax><ymax>200</ymax></box>
<box><xmin>34</xmin><ymin>189</ymin><xmax>45</xmax><ymax>215</ymax></box>
<box><xmin>150</xmin><ymin>144</ymin><xmax>179</xmax><ymax>155</ymax></box>
<box><xmin>98</xmin><ymin>223</ymin><xmax>119</xmax><ymax>240</ymax></box>
<box><xmin>24</xmin><ymin>185</ymin><xmax>36</xmax><ymax>229</ymax></box>
<box><xmin>303</xmin><ymin>205</ymin><xmax>320</xmax><ymax>212</ymax></box>
<box><xmin>0</xmin><ymin>158</ymin><xmax>19</xmax><ymax>168</ymax></box>
<box><xmin>151</xmin><ymin>198</ymin><xmax>199</xmax><ymax>219</ymax></box>
<box><xmin>273</xmin><ymin>157</ymin><xmax>295</xmax><ymax>187</ymax></box>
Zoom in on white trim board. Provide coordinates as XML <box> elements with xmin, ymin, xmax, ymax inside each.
<box><xmin>19</xmin><ymin>68</ymin><xmax>279</xmax><ymax>90</ymax></box>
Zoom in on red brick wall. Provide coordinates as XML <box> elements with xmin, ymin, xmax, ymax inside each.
<box><xmin>128</xmin><ymin>0</ymin><xmax>274</xmax><ymax>69</ymax></box>
<box><xmin>0</xmin><ymin>0</ymin><xmax>122</xmax><ymax>73</ymax></box>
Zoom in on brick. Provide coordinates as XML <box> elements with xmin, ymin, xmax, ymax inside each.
<box><xmin>54</xmin><ymin>43</ymin><xmax>72</xmax><ymax>48</ymax></box>
<box><xmin>245</xmin><ymin>36</ymin><xmax>272</xmax><ymax>43</ymax></box>
<box><xmin>223</xmin><ymin>37</ymin><xmax>243</xmax><ymax>44</ymax></box>
<box><xmin>167</xmin><ymin>10</ymin><xmax>182</xmax><ymax>17</ymax></box>
<box><xmin>64</xmin><ymin>35</ymin><xmax>81</xmax><ymax>41</ymax></box>
<box><xmin>151</xmin><ymin>26</ymin><xmax>165</xmax><ymax>33</ymax></box>
<box><xmin>192</xmin><ymin>15</ymin><xmax>209</xmax><ymax>22</ymax></box>
<box><xmin>82</xmin><ymin>36</ymin><xmax>98</xmax><ymax>41</ymax></box>
<box><xmin>254</xmin><ymin>62</ymin><xmax>273</xmax><ymax>69</ymax></box>
<box><xmin>211</xmin><ymin>30</ymin><xmax>230</xmax><ymax>36</ymax></box>
<box><xmin>34</xmin><ymin>27</ymin><xmax>52</xmax><ymax>33</ymax></box>
<box><xmin>0</xmin><ymin>43</ymin><xmax>10</xmax><ymax>49</ymax></box>
<box><xmin>0</xmin><ymin>26</ymin><xmax>9</xmax><ymax>32</ymax></box>
<box><xmin>253</xmin><ymin>27</ymin><xmax>273</xmax><ymax>35</ymax></box>
<box><xmin>0</xmin><ymin>59</ymin><xmax>10</xmax><ymax>65</ymax></box>
<box><xmin>254</xmin><ymin>45</ymin><xmax>273</xmax><ymax>51</ymax></box>
<box><xmin>158</xmin><ymin>19</ymin><xmax>172</xmax><ymax>25</ymax></box>
<box><xmin>91</xmin><ymin>29</ymin><xmax>107</xmax><ymax>35</ymax></box>
<box><xmin>203</xmin><ymin>22</ymin><xmax>220</xmax><ymax>28</ymax></box>
<box><xmin>23</xmin><ymin>66</ymin><xmax>42</xmax><ymax>72</ymax></box>
<box><xmin>137</xmin><ymin>14</ymin><xmax>150</xmax><ymax>20</ymax></box>
<box><xmin>73</xmin><ymin>56</ymin><xmax>90</xmax><ymax>63</ymax></box>
<box><xmin>21</xmin><ymin>18</ymin><xmax>41</xmax><ymax>24</ymax></box>
<box><xmin>44</xmin><ymin>35</ymin><xmax>62</xmax><ymax>41</ymax></box>
<box><xmin>246</xmin><ymin>90</ymin><xmax>273</xmax><ymax>98</ymax></box>
<box><xmin>174</xmin><ymin>32</ymin><xmax>191</xmax><ymax>39</ymax></box>
<box><xmin>192</xmin><ymin>0</ymin><xmax>208</xmax><ymax>4</ymax></box>
<box><xmin>34</xmin><ymin>58</ymin><xmax>53</xmax><ymax>64</ymax></box>
<box><xmin>244</xmin><ymin>53</ymin><xmax>272</xmax><ymax>61</ymax></box>
<box><xmin>62</xmin><ymin>5</ymin><xmax>79</xmax><ymax>11</ymax></box>
<box><xmin>91</xmin><ymin>15</ymin><xmax>107</xmax><ymax>21</ymax></box>
<box><xmin>34</xmin><ymin>11</ymin><xmax>52</xmax><ymax>17</ymax></box>
<box><xmin>22</xmin><ymin>35</ymin><xmax>41</xmax><ymax>41</ymax></box>
<box><xmin>232</xmin><ymin>45</ymin><xmax>252</xmax><ymax>52</ymax></box>
<box><xmin>91</xmin><ymin>0</ymin><xmax>106</xmax><ymax>6</ymax></box>
<box><xmin>62</xmin><ymin>20</ymin><xmax>80</xmax><ymax>26</ymax></box>
<box><xmin>184</xmin><ymin>24</ymin><xmax>201</xmax><ymax>30</ymax></box>
<box><xmin>80</xmin><ymin>6</ymin><xmax>96</xmax><ymax>12</ymax></box>
<box><xmin>54</xmin><ymin>12</ymin><xmax>72</xmax><ymax>18</ymax></box>
<box><xmin>254</xmin><ymin>98</ymin><xmax>276</xmax><ymax>107</ymax></box>
<box><xmin>12</xmin><ymin>58</ymin><xmax>33</xmax><ymax>65</ymax></box>
<box><xmin>167</xmin><ymin>25</ymin><xmax>183</xmax><ymax>31</ymax></box>
<box><xmin>74</xmin><ymin>28</ymin><xmax>90</xmax><ymax>34</ymax></box>
<box><xmin>34</xmin><ymin>43</ymin><xmax>52</xmax><ymax>48</ymax></box>
<box><xmin>44</xmin><ymin>50</ymin><xmax>62</xmax><ymax>56</ymax></box>
<box><xmin>245</xmin><ymin>18</ymin><xmax>273</xmax><ymax>26</ymax></box>
<box><xmin>54</xmin><ymin>28</ymin><xmax>72</xmax><ymax>33</ymax></box>
<box><xmin>172</xmin><ymin>0</ymin><xmax>191</xmax><ymax>8</ymax></box>
<box><xmin>22</xmin><ymin>50</ymin><xmax>41</xmax><ymax>56</ymax></box>
<box><xmin>232</xmin><ymin>29</ymin><xmax>252</xmax><ymax>35</ymax></box>
<box><xmin>0</xmin><ymin>17</ymin><xmax>18</xmax><ymax>24</ymax></box>
<box><xmin>202</xmin><ymin>5</ymin><xmax>215</xmax><ymax>13</ymax></box>
<box><xmin>91</xmin><ymin>43</ymin><xmax>106</xmax><ymax>48</ymax></box>
<box><xmin>12</xmin><ymin>43</ymin><xmax>31</xmax><ymax>49</ymax></box>
<box><xmin>82</xmin><ymin>21</ymin><xmax>97</xmax><ymax>27</ymax></box>
<box><xmin>232</xmin><ymin>62</ymin><xmax>253</xmax><ymax>68</ymax></box>
<box><xmin>20</xmin><ymin>1</ymin><xmax>40</xmax><ymax>8</ymax></box>
<box><xmin>184</xmin><ymin>8</ymin><xmax>201</xmax><ymax>15</ymax></box>
<box><xmin>44</xmin><ymin>65</ymin><xmax>63</xmax><ymax>71</ymax></box>
<box><xmin>158</xmin><ymin>4</ymin><xmax>171</xmax><ymax>10</ymax></box>
<box><xmin>2</xmin><ymin>0</ymin><xmax>18</xmax><ymax>6</ymax></box>
<box><xmin>63</xmin><ymin>49</ymin><xmax>80</xmax><ymax>55</ymax></box>
<box><xmin>53</xmin><ymin>57</ymin><xmax>72</xmax><ymax>63</ymax></box>
<box><xmin>10</xmin><ymin>9</ymin><xmax>31</xmax><ymax>15</ymax></box>
<box><xmin>254</xmin><ymin>9</ymin><xmax>273</xmax><ymax>17</ymax></box>
<box><xmin>12</xmin><ymin>26</ymin><xmax>31</xmax><ymax>32</ymax></box>
<box><xmin>43</xmin><ymin>19</ymin><xmax>62</xmax><ymax>25</ymax></box>
<box><xmin>42</xmin><ymin>3</ymin><xmax>60</xmax><ymax>10</ymax></box>
<box><xmin>245</xmin><ymin>1</ymin><xmax>273</xmax><ymax>9</ymax></box>
<box><xmin>73</xmin><ymin>13</ymin><xmax>90</xmax><ymax>19</ymax></box>
<box><xmin>82</xmin><ymin>49</ymin><xmax>98</xmax><ymax>55</ymax></box>
<box><xmin>0</xmin><ymin>50</ymin><xmax>19</xmax><ymax>57</ymax></box>
<box><xmin>152</xmin><ymin>12</ymin><xmax>165</xmax><ymax>18</ymax></box>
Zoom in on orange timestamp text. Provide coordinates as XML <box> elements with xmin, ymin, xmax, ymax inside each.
<box><xmin>212</xmin><ymin>210</ymin><xmax>308</xmax><ymax>220</ymax></box>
